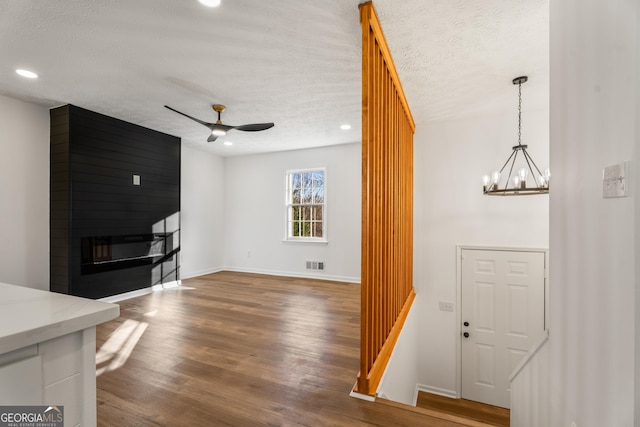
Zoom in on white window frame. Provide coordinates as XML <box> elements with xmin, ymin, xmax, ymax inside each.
<box><xmin>284</xmin><ymin>168</ymin><xmax>327</xmax><ymax>243</ymax></box>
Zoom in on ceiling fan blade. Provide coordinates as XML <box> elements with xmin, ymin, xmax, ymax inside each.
<box><xmin>234</xmin><ymin>123</ymin><xmax>275</xmax><ymax>132</ymax></box>
<box><xmin>164</xmin><ymin>105</ymin><xmax>214</xmax><ymax>128</ymax></box>
<box><xmin>207</xmin><ymin>133</ymin><xmax>219</xmax><ymax>143</ymax></box>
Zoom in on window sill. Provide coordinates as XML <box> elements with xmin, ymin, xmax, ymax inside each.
<box><xmin>282</xmin><ymin>238</ymin><xmax>329</xmax><ymax>245</ymax></box>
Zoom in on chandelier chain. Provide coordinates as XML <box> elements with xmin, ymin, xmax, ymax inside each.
<box><xmin>518</xmin><ymin>81</ymin><xmax>522</xmax><ymax>146</ymax></box>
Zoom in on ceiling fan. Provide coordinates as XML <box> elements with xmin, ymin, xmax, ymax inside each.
<box><xmin>164</xmin><ymin>104</ymin><xmax>274</xmax><ymax>143</ymax></box>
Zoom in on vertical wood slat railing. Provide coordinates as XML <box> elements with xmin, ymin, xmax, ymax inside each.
<box><xmin>355</xmin><ymin>1</ymin><xmax>416</xmax><ymax>397</ymax></box>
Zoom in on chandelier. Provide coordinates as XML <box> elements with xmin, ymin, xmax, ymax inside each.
<box><xmin>482</xmin><ymin>76</ymin><xmax>550</xmax><ymax>196</ymax></box>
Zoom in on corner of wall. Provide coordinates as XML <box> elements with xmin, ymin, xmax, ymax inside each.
<box><xmin>0</xmin><ymin>95</ymin><xmax>50</xmax><ymax>290</ymax></box>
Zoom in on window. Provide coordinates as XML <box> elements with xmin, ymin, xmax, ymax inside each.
<box><xmin>286</xmin><ymin>169</ymin><xmax>325</xmax><ymax>240</ymax></box>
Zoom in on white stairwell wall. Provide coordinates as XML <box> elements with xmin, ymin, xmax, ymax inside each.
<box><xmin>510</xmin><ymin>0</ymin><xmax>640</xmax><ymax>425</ymax></box>
<box><xmin>376</xmin><ymin>297</ymin><xmax>420</xmax><ymax>405</ymax></box>
<box><xmin>510</xmin><ymin>333</ymin><xmax>550</xmax><ymax>427</ymax></box>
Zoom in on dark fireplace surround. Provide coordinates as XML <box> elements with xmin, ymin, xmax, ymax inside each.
<box><xmin>50</xmin><ymin>105</ymin><xmax>181</xmax><ymax>299</ymax></box>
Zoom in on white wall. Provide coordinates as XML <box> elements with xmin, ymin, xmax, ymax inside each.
<box><xmin>414</xmin><ymin>107</ymin><xmax>550</xmax><ymax>395</ymax></box>
<box><xmin>180</xmin><ymin>145</ymin><xmax>226</xmax><ymax>279</ymax></box>
<box><xmin>223</xmin><ymin>143</ymin><xmax>361</xmax><ymax>282</ymax></box>
<box><xmin>0</xmin><ymin>95</ymin><xmax>49</xmax><ymax>290</ymax></box>
<box><xmin>510</xmin><ymin>334</ymin><xmax>551</xmax><ymax>427</ymax></box>
<box><xmin>636</xmin><ymin>0</ymin><xmax>640</xmax><ymax>421</ymax></box>
<box><xmin>376</xmin><ymin>298</ymin><xmax>420</xmax><ymax>405</ymax></box>
<box><xmin>543</xmin><ymin>0</ymin><xmax>638</xmax><ymax>425</ymax></box>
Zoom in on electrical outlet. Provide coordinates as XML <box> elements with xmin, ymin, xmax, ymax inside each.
<box><xmin>439</xmin><ymin>301</ymin><xmax>454</xmax><ymax>312</ymax></box>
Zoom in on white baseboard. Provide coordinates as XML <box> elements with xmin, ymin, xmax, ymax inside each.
<box><xmin>96</xmin><ymin>266</ymin><xmax>358</xmax><ymax>303</ymax></box>
<box><xmin>180</xmin><ymin>266</ymin><xmax>224</xmax><ymax>280</ymax></box>
<box><xmin>416</xmin><ymin>384</ymin><xmax>458</xmax><ymax>399</ymax></box>
<box><xmin>223</xmin><ymin>266</ymin><xmax>361</xmax><ymax>284</ymax></box>
<box><xmin>412</xmin><ymin>385</ymin><xmax>419</xmax><ymax>407</ymax></box>
<box><xmin>98</xmin><ymin>280</ymin><xmax>182</xmax><ymax>303</ymax></box>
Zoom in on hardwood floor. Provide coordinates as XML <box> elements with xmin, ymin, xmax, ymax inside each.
<box><xmin>96</xmin><ymin>271</ymin><xmax>501</xmax><ymax>426</ymax></box>
<box><xmin>416</xmin><ymin>392</ymin><xmax>510</xmax><ymax>427</ymax></box>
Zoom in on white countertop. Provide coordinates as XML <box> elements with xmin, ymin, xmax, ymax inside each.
<box><xmin>0</xmin><ymin>283</ymin><xmax>120</xmax><ymax>355</ymax></box>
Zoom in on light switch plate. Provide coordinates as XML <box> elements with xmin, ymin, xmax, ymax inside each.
<box><xmin>439</xmin><ymin>301</ymin><xmax>454</xmax><ymax>312</ymax></box>
<box><xmin>133</xmin><ymin>174</ymin><xmax>141</xmax><ymax>186</ymax></box>
<box><xmin>603</xmin><ymin>162</ymin><xmax>628</xmax><ymax>198</ymax></box>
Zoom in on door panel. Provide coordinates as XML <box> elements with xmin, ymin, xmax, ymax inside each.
<box><xmin>461</xmin><ymin>249</ymin><xmax>545</xmax><ymax>409</ymax></box>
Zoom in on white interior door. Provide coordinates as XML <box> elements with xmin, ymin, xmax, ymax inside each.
<box><xmin>460</xmin><ymin>248</ymin><xmax>545</xmax><ymax>409</ymax></box>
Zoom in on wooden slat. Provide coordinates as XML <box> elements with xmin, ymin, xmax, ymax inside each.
<box><xmin>356</xmin><ymin>1</ymin><xmax>416</xmax><ymax>396</ymax></box>
<box><xmin>361</xmin><ymin>5</ymin><xmax>415</xmax><ymax>132</ymax></box>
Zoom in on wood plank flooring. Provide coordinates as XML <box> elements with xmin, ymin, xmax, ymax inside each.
<box><xmin>416</xmin><ymin>392</ymin><xmax>510</xmax><ymax>427</ymax></box>
<box><xmin>96</xmin><ymin>271</ymin><xmax>503</xmax><ymax>426</ymax></box>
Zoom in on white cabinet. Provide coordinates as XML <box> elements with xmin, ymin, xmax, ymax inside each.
<box><xmin>0</xmin><ymin>350</ymin><xmax>42</xmax><ymax>404</ymax></box>
<box><xmin>0</xmin><ymin>283</ymin><xmax>119</xmax><ymax>427</ymax></box>
<box><xmin>0</xmin><ymin>329</ymin><xmax>99</xmax><ymax>427</ymax></box>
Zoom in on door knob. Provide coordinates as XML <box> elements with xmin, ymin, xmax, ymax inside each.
<box><xmin>463</xmin><ymin>321</ymin><xmax>469</xmax><ymax>327</ymax></box>
<box><xmin>463</xmin><ymin>332</ymin><xmax>470</xmax><ymax>338</ymax></box>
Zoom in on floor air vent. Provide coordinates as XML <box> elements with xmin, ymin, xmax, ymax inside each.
<box><xmin>306</xmin><ymin>261</ymin><xmax>325</xmax><ymax>271</ymax></box>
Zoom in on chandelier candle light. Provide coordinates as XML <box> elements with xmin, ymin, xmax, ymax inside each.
<box><xmin>482</xmin><ymin>76</ymin><xmax>550</xmax><ymax>196</ymax></box>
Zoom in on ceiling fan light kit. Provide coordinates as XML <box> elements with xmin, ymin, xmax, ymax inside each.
<box><xmin>198</xmin><ymin>0</ymin><xmax>221</xmax><ymax>8</ymax></box>
<box><xmin>164</xmin><ymin>104</ymin><xmax>274</xmax><ymax>143</ymax></box>
<box><xmin>16</xmin><ymin>68</ymin><xmax>38</xmax><ymax>79</ymax></box>
<box><xmin>210</xmin><ymin>104</ymin><xmax>228</xmax><ymax>136</ymax></box>
<box><xmin>482</xmin><ymin>76</ymin><xmax>550</xmax><ymax>196</ymax></box>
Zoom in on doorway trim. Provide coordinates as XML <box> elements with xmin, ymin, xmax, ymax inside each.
<box><xmin>454</xmin><ymin>245</ymin><xmax>548</xmax><ymax>399</ymax></box>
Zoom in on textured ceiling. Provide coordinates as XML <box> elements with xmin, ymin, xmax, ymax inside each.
<box><xmin>375</xmin><ymin>0</ymin><xmax>549</xmax><ymax>122</ymax></box>
<box><xmin>0</xmin><ymin>0</ymin><xmax>548</xmax><ymax>156</ymax></box>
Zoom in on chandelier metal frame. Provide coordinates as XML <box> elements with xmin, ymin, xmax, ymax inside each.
<box><xmin>483</xmin><ymin>76</ymin><xmax>549</xmax><ymax>196</ymax></box>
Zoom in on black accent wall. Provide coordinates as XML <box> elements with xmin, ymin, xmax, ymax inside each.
<box><xmin>50</xmin><ymin>105</ymin><xmax>181</xmax><ymax>299</ymax></box>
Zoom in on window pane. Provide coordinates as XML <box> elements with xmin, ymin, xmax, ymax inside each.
<box><xmin>313</xmin><ymin>221</ymin><xmax>323</xmax><ymax>238</ymax></box>
<box><xmin>312</xmin><ymin>206</ymin><xmax>323</xmax><ymax>221</ymax></box>
<box><xmin>313</xmin><ymin>187</ymin><xmax>324</xmax><ymax>204</ymax></box>
<box><xmin>301</xmin><ymin>206</ymin><xmax>311</xmax><ymax>221</ymax></box>
<box><xmin>292</xmin><ymin>206</ymin><xmax>300</xmax><ymax>221</ymax></box>
<box><xmin>302</xmin><ymin>187</ymin><xmax>312</xmax><ymax>203</ymax></box>
<box><xmin>302</xmin><ymin>172</ymin><xmax>312</xmax><ymax>189</ymax></box>
<box><xmin>292</xmin><ymin>173</ymin><xmax>301</xmax><ymax>189</ymax></box>
<box><xmin>313</xmin><ymin>171</ymin><xmax>324</xmax><ymax>203</ymax></box>
<box><xmin>312</xmin><ymin>171</ymin><xmax>324</xmax><ymax>187</ymax></box>
<box><xmin>291</xmin><ymin>221</ymin><xmax>300</xmax><ymax>237</ymax></box>
<box><xmin>292</xmin><ymin>188</ymin><xmax>301</xmax><ymax>204</ymax></box>
<box><xmin>301</xmin><ymin>221</ymin><xmax>311</xmax><ymax>237</ymax></box>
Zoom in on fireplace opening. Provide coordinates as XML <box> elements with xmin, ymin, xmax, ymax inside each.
<box><xmin>81</xmin><ymin>233</ymin><xmax>178</xmax><ymax>274</ymax></box>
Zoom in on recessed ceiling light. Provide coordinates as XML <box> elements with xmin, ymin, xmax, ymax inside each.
<box><xmin>16</xmin><ymin>69</ymin><xmax>38</xmax><ymax>79</ymax></box>
<box><xmin>223</xmin><ymin>141</ymin><xmax>233</xmax><ymax>146</ymax></box>
<box><xmin>340</xmin><ymin>124</ymin><xmax>351</xmax><ymax>130</ymax></box>
<box><xmin>198</xmin><ymin>0</ymin><xmax>221</xmax><ymax>7</ymax></box>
